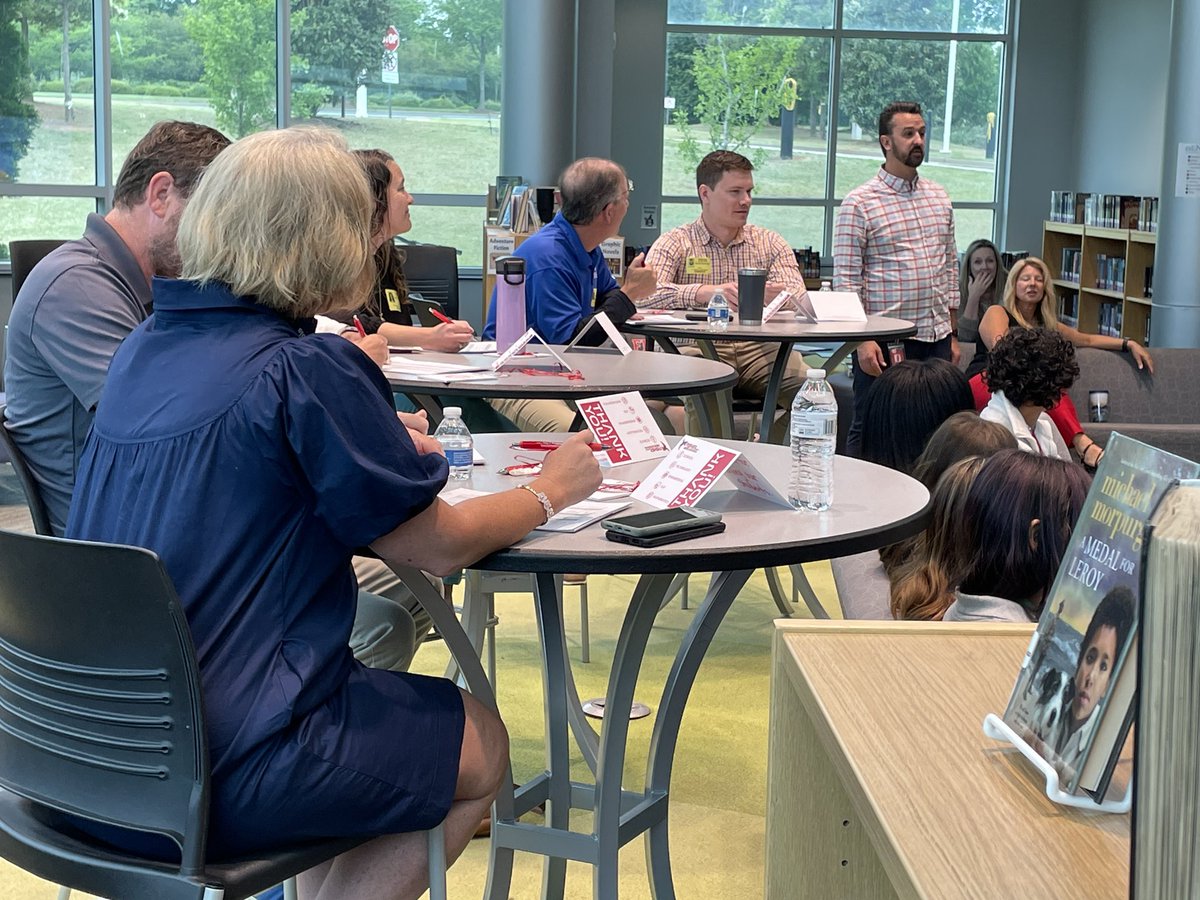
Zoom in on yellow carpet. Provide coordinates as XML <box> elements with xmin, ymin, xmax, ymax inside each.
<box><xmin>0</xmin><ymin>562</ymin><xmax>841</xmax><ymax>899</ymax></box>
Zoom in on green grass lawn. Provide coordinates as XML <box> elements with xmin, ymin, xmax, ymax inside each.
<box><xmin>3</xmin><ymin>95</ymin><xmax>999</xmax><ymax>265</ymax></box>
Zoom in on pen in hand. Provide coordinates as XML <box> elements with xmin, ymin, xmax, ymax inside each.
<box><xmin>430</xmin><ymin>307</ymin><xmax>480</xmax><ymax>340</ymax></box>
<box><xmin>352</xmin><ymin>315</ymin><xmax>368</xmax><ymax>339</ymax></box>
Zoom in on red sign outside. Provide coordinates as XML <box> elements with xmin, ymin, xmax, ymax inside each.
<box><xmin>382</xmin><ymin>26</ymin><xmax>400</xmax><ymax>52</ymax></box>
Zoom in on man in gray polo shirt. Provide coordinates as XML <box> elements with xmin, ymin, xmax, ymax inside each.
<box><xmin>5</xmin><ymin>121</ymin><xmax>432</xmax><ymax>673</ymax></box>
<box><xmin>5</xmin><ymin>120</ymin><xmax>231</xmax><ymax>534</ymax></box>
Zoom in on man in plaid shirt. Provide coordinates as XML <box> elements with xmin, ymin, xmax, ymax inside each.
<box><xmin>644</xmin><ymin>150</ymin><xmax>809</xmax><ymax>439</ymax></box>
<box><xmin>834</xmin><ymin>101</ymin><xmax>960</xmax><ymax>456</ymax></box>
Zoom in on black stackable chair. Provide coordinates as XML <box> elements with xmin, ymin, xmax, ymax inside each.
<box><xmin>0</xmin><ymin>405</ymin><xmax>54</xmax><ymax>536</ymax></box>
<box><xmin>401</xmin><ymin>243</ymin><xmax>460</xmax><ymax>321</ymax></box>
<box><xmin>9</xmin><ymin>239</ymin><xmax>66</xmax><ymax>298</ymax></box>
<box><xmin>0</xmin><ymin>529</ymin><xmax>447</xmax><ymax>900</ymax></box>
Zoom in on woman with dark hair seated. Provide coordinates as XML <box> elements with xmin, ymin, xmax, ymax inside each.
<box><xmin>878</xmin><ymin>410</ymin><xmax>1017</xmax><ymax>578</ymax></box>
<box><xmin>857</xmin><ymin>357</ymin><xmax>974</xmax><ymax>475</ymax></box>
<box><xmin>943</xmin><ymin>450</ymin><xmax>1091</xmax><ymax>622</ymax></box>
<box><xmin>321</xmin><ymin>148</ymin><xmax>475</xmax><ymax>353</ymax></box>
<box><xmin>889</xmin><ymin>455</ymin><xmax>989</xmax><ymax>620</ymax></box>
<box><xmin>981</xmin><ymin>328</ymin><xmax>1079</xmax><ymax>459</ymax></box>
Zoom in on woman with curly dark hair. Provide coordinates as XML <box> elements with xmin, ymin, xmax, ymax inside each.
<box><xmin>981</xmin><ymin>328</ymin><xmax>1080</xmax><ymax>458</ymax></box>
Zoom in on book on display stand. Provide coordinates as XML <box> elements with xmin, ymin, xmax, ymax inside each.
<box><xmin>982</xmin><ymin>434</ymin><xmax>1199</xmax><ymax>812</ymax></box>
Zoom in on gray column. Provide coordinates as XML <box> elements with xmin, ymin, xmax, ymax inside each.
<box><xmin>501</xmin><ymin>0</ymin><xmax>576</xmax><ymax>185</ymax></box>
<box><xmin>1150</xmin><ymin>0</ymin><xmax>1200</xmax><ymax>347</ymax></box>
<box><xmin>610</xmin><ymin>0</ymin><xmax>668</xmax><ymax>244</ymax></box>
<box><xmin>575</xmin><ymin>0</ymin><xmax>615</xmax><ymax>159</ymax></box>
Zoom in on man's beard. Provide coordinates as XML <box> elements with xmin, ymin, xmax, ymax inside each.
<box><xmin>149</xmin><ymin>207</ymin><xmax>184</xmax><ymax>277</ymax></box>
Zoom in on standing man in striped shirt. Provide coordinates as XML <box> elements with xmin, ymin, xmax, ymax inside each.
<box><xmin>645</xmin><ymin>150</ymin><xmax>809</xmax><ymax>440</ymax></box>
<box><xmin>834</xmin><ymin>101</ymin><xmax>960</xmax><ymax>456</ymax></box>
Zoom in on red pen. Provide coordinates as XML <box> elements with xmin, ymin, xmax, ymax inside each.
<box><xmin>430</xmin><ymin>308</ymin><xmax>480</xmax><ymax>340</ymax></box>
<box><xmin>352</xmin><ymin>315</ymin><xmax>367</xmax><ymax>339</ymax></box>
<box><xmin>512</xmin><ymin>440</ymin><xmax>612</xmax><ymax>452</ymax></box>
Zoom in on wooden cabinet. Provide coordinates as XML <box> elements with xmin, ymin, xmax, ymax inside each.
<box><xmin>1043</xmin><ymin>221</ymin><xmax>1156</xmax><ymax>345</ymax></box>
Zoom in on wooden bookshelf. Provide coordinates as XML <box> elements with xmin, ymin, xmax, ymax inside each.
<box><xmin>1043</xmin><ymin>221</ymin><xmax>1156</xmax><ymax>346</ymax></box>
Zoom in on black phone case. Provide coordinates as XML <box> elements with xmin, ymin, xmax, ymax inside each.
<box><xmin>604</xmin><ymin>521</ymin><xmax>726</xmax><ymax>548</ymax></box>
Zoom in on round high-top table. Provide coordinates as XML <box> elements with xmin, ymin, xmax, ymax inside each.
<box><xmin>383</xmin><ymin>347</ymin><xmax>737</xmax><ymax>431</ymax></box>
<box><xmin>441</xmin><ymin>433</ymin><xmax>930</xmax><ymax>900</ymax></box>
<box><xmin>622</xmin><ymin>314</ymin><xmax>916</xmax><ymax>443</ymax></box>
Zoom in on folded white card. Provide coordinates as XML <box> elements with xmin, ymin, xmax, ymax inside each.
<box><xmin>632</xmin><ymin>437</ymin><xmax>790</xmax><ymax>509</ymax></box>
<box><xmin>575</xmin><ymin>391</ymin><xmax>671</xmax><ymax>466</ymax></box>
<box><xmin>795</xmin><ymin>290</ymin><xmax>867</xmax><ymax>323</ymax></box>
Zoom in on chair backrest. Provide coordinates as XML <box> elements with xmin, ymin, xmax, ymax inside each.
<box><xmin>402</xmin><ymin>243</ymin><xmax>459</xmax><ymax>320</ymax></box>
<box><xmin>0</xmin><ymin>406</ymin><xmax>54</xmax><ymax>536</ymax></box>
<box><xmin>409</xmin><ymin>296</ymin><xmax>447</xmax><ymax>329</ymax></box>
<box><xmin>9</xmin><ymin>240</ymin><xmax>67</xmax><ymax>299</ymax></box>
<box><xmin>0</xmin><ymin>530</ymin><xmax>210</xmax><ymax>873</ymax></box>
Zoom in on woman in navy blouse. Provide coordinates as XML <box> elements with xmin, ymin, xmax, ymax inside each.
<box><xmin>67</xmin><ymin>126</ymin><xmax>602</xmax><ymax>899</ymax></box>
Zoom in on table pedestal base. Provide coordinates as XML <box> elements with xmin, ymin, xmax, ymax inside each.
<box><xmin>479</xmin><ymin>568</ymin><xmax>752</xmax><ymax>900</ymax></box>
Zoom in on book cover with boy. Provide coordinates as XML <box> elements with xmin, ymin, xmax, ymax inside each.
<box><xmin>1002</xmin><ymin>433</ymin><xmax>1198</xmax><ymax>796</ymax></box>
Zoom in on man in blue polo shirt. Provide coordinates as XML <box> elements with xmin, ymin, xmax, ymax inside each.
<box><xmin>482</xmin><ymin>157</ymin><xmax>657</xmax><ymax>431</ymax></box>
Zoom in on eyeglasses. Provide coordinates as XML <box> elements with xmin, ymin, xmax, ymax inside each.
<box><xmin>627</xmin><ymin>178</ymin><xmax>635</xmax><ymax>193</ymax></box>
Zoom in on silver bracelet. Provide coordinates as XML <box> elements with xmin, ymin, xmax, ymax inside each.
<box><xmin>518</xmin><ymin>484</ymin><xmax>555</xmax><ymax>524</ymax></box>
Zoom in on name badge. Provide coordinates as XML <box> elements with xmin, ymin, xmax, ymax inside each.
<box><xmin>384</xmin><ymin>288</ymin><xmax>402</xmax><ymax>312</ymax></box>
<box><xmin>685</xmin><ymin>256</ymin><xmax>712</xmax><ymax>276</ymax></box>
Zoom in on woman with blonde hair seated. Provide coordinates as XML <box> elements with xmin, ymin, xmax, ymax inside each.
<box><xmin>67</xmin><ymin>127</ymin><xmax>602</xmax><ymax>899</ymax></box>
<box><xmin>970</xmin><ymin>256</ymin><xmax>1153</xmax><ymax>468</ymax></box>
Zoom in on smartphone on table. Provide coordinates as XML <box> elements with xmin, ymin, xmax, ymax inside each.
<box><xmin>602</xmin><ymin>506</ymin><xmax>724</xmax><ymax>546</ymax></box>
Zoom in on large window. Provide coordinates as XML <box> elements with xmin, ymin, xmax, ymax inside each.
<box><xmin>664</xmin><ymin>0</ymin><xmax>1011</xmax><ymax>255</ymax></box>
<box><xmin>1</xmin><ymin>0</ymin><xmax>500</xmax><ymax>265</ymax></box>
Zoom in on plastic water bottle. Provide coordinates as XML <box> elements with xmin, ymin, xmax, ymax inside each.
<box><xmin>707</xmin><ymin>289</ymin><xmax>730</xmax><ymax>331</ymax></box>
<box><xmin>788</xmin><ymin>369</ymin><xmax>837</xmax><ymax>511</ymax></box>
<box><xmin>820</xmin><ymin>280</ymin><xmax>832</xmax><ymax>292</ymax></box>
<box><xmin>433</xmin><ymin>407</ymin><xmax>473</xmax><ymax>480</ymax></box>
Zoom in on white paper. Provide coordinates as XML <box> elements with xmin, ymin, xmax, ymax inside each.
<box><xmin>796</xmin><ymin>291</ymin><xmax>867</xmax><ymax>323</ymax></box>
<box><xmin>575</xmin><ymin>392</ymin><xmax>671</xmax><ymax>467</ymax></box>
<box><xmin>564</xmin><ymin>311</ymin><xmax>633</xmax><ymax>355</ymax></box>
<box><xmin>491</xmin><ymin>328</ymin><xmax>571</xmax><ymax>372</ymax></box>
<box><xmin>632</xmin><ymin>437</ymin><xmax>743</xmax><ymax>508</ymax></box>
<box><xmin>383</xmin><ymin>358</ymin><xmax>490</xmax><ymax>377</ymax></box>
<box><xmin>627</xmin><ymin>314</ymin><xmax>691</xmax><ymax>324</ymax></box>
<box><xmin>537</xmin><ymin>499</ymin><xmax>631</xmax><ymax>532</ymax></box>
<box><xmin>724</xmin><ymin>455</ymin><xmax>791</xmax><ymax>508</ymax></box>
<box><xmin>761</xmin><ymin>289</ymin><xmax>793</xmax><ymax>323</ymax></box>
<box><xmin>632</xmin><ymin>436</ymin><xmax>788</xmax><ymax>509</ymax></box>
<box><xmin>461</xmin><ymin>341</ymin><xmax>497</xmax><ymax>354</ymax></box>
<box><xmin>1176</xmin><ymin>143</ymin><xmax>1200</xmax><ymax>198</ymax></box>
<box><xmin>587</xmin><ymin>479</ymin><xmax>642</xmax><ymax>501</ymax></box>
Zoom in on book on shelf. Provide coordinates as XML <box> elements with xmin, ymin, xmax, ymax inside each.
<box><xmin>1137</xmin><ymin>196</ymin><xmax>1159</xmax><ymax>233</ymax></box>
<box><xmin>1059</xmin><ymin>247</ymin><xmax>1081</xmax><ymax>284</ymax></box>
<box><xmin>1093</xmin><ymin>254</ymin><xmax>1126</xmax><ymax>292</ymax></box>
<box><xmin>1133</xmin><ymin>480</ymin><xmax>1200</xmax><ymax>898</ymax></box>
<box><xmin>1001</xmin><ymin>434</ymin><xmax>1200</xmax><ymax>801</ymax></box>
<box><xmin>1048</xmin><ymin>192</ymin><xmax>1159</xmax><ymax>231</ymax></box>
<box><xmin>1057</xmin><ymin>288</ymin><xmax>1079</xmax><ymax>329</ymax></box>
<box><xmin>1097</xmin><ymin>302</ymin><xmax>1123</xmax><ymax>338</ymax></box>
<box><xmin>1000</xmin><ymin>250</ymin><xmax>1029</xmax><ymax>269</ymax></box>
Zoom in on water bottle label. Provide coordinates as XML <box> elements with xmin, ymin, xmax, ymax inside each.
<box><xmin>793</xmin><ymin>410</ymin><xmax>836</xmax><ymax>438</ymax></box>
<box><xmin>445</xmin><ymin>448</ymin><xmax>473</xmax><ymax>468</ymax></box>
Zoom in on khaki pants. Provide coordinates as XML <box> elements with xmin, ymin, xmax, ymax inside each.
<box><xmin>488</xmin><ymin>396</ymin><xmax>578</xmax><ymax>433</ymax></box>
<box><xmin>350</xmin><ymin>556</ymin><xmax>438</xmax><ymax>672</ymax></box>
<box><xmin>680</xmin><ymin>340</ymin><xmax>806</xmax><ymax>440</ymax></box>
